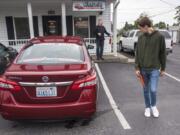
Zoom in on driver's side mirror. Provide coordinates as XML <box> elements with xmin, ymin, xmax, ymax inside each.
<box><xmin>87</xmin><ymin>44</ymin><xmax>94</xmax><ymax>50</ymax></box>
<box><xmin>6</xmin><ymin>47</ymin><xmax>18</xmax><ymax>61</ymax></box>
<box><xmin>5</xmin><ymin>47</ymin><xmax>14</xmax><ymax>51</ymax></box>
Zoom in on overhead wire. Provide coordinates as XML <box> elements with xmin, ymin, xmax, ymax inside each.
<box><xmin>159</xmin><ymin>0</ymin><xmax>176</xmax><ymax>7</ymax></box>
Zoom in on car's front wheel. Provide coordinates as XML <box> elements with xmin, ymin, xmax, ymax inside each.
<box><xmin>134</xmin><ymin>44</ymin><xmax>137</xmax><ymax>56</ymax></box>
<box><xmin>118</xmin><ymin>42</ymin><xmax>124</xmax><ymax>52</ymax></box>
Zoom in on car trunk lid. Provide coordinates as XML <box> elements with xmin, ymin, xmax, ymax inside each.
<box><xmin>4</xmin><ymin>63</ymin><xmax>90</xmax><ymax>104</ymax></box>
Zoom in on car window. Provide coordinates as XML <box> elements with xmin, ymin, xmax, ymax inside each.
<box><xmin>159</xmin><ymin>31</ymin><xmax>171</xmax><ymax>39</ymax></box>
<box><xmin>0</xmin><ymin>44</ymin><xmax>6</xmax><ymax>55</ymax></box>
<box><xmin>136</xmin><ymin>31</ymin><xmax>143</xmax><ymax>37</ymax></box>
<box><xmin>129</xmin><ymin>31</ymin><xmax>135</xmax><ymax>37</ymax></box>
<box><xmin>17</xmin><ymin>43</ymin><xmax>84</xmax><ymax>64</ymax></box>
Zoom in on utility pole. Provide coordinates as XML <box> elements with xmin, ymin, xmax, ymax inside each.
<box><xmin>113</xmin><ymin>0</ymin><xmax>120</xmax><ymax>56</ymax></box>
<box><xmin>27</xmin><ymin>2</ymin><xmax>34</xmax><ymax>38</ymax></box>
<box><xmin>179</xmin><ymin>23</ymin><xmax>180</xmax><ymax>43</ymax></box>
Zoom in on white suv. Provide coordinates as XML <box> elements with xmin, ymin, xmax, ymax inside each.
<box><xmin>118</xmin><ymin>29</ymin><xmax>173</xmax><ymax>55</ymax></box>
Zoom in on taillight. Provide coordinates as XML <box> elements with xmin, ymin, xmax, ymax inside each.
<box><xmin>0</xmin><ymin>78</ymin><xmax>21</xmax><ymax>91</ymax></box>
<box><xmin>71</xmin><ymin>71</ymin><xmax>97</xmax><ymax>90</ymax></box>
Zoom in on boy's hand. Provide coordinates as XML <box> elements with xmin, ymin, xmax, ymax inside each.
<box><xmin>135</xmin><ymin>70</ymin><xmax>141</xmax><ymax>77</ymax></box>
<box><xmin>98</xmin><ymin>33</ymin><xmax>101</xmax><ymax>36</ymax></box>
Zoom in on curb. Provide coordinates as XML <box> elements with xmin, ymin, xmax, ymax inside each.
<box><xmin>91</xmin><ymin>53</ymin><xmax>135</xmax><ymax>64</ymax></box>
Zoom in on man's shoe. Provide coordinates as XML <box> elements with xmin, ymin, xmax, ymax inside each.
<box><xmin>144</xmin><ymin>108</ymin><xmax>151</xmax><ymax>117</ymax></box>
<box><xmin>151</xmin><ymin>106</ymin><xmax>159</xmax><ymax>118</ymax></box>
<box><xmin>100</xmin><ymin>57</ymin><xmax>104</xmax><ymax>60</ymax></box>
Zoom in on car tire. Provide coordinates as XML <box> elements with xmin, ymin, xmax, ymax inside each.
<box><xmin>134</xmin><ymin>44</ymin><xmax>137</xmax><ymax>56</ymax></box>
<box><xmin>118</xmin><ymin>42</ymin><xmax>124</xmax><ymax>52</ymax></box>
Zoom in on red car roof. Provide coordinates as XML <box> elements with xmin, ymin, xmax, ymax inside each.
<box><xmin>29</xmin><ymin>36</ymin><xmax>84</xmax><ymax>45</ymax></box>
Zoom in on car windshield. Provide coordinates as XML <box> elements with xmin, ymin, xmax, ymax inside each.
<box><xmin>159</xmin><ymin>31</ymin><xmax>171</xmax><ymax>39</ymax></box>
<box><xmin>135</xmin><ymin>31</ymin><xmax>143</xmax><ymax>37</ymax></box>
<box><xmin>17</xmin><ymin>43</ymin><xmax>84</xmax><ymax>64</ymax></box>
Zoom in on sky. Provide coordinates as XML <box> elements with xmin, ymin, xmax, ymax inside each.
<box><xmin>114</xmin><ymin>0</ymin><xmax>180</xmax><ymax>29</ymax></box>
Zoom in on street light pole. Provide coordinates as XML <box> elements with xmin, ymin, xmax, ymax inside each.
<box><xmin>179</xmin><ymin>24</ymin><xmax>180</xmax><ymax>43</ymax></box>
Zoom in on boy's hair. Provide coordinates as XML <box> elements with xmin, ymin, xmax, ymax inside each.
<box><xmin>138</xmin><ymin>17</ymin><xmax>152</xmax><ymax>27</ymax></box>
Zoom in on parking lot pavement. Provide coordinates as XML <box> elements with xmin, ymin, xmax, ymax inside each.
<box><xmin>0</xmin><ymin>45</ymin><xmax>180</xmax><ymax>135</ymax></box>
<box><xmin>0</xmin><ymin>80</ymin><xmax>124</xmax><ymax>135</ymax></box>
<box><xmin>166</xmin><ymin>45</ymin><xmax>180</xmax><ymax>79</ymax></box>
<box><xmin>98</xmin><ymin>62</ymin><xmax>180</xmax><ymax>135</ymax></box>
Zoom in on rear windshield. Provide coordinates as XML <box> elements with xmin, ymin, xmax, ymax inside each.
<box><xmin>17</xmin><ymin>43</ymin><xmax>84</xmax><ymax>64</ymax></box>
<box><xmin>159</xmin><ymin>31</ymin><xmax>171</xmax><ymax>39</ymax></box>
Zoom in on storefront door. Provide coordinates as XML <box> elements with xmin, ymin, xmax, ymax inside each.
<box><xmin>74</xmin><ymin>17</ymin><xmax>89</xmax><ymax>38</ymax></box>
<box><xmin>42</xmin><ymin>16</ymin><xmax>62</xmax><ymax>36</ymax></box>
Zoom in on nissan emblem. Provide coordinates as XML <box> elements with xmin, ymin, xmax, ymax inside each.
<box><xmin>42</xmin><ymin>76</ymin><xmax>49</xmax><ymax>82</ymax></box>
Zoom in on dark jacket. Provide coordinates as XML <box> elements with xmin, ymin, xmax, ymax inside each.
<box><xmin>95</xmin><ymin>25</ymin><xmax>110</xmax><ymax>40</ymax></box>
<box><xmin>135</xmin><ymin>30</ymin><xmax>166</xmax><ymax>71</ymax></box>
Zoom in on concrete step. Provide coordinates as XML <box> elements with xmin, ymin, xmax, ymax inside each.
<box><xmin>91</xmin><ymin>53</ymin><xmax>128</xmax><ymax>63</ymax></box>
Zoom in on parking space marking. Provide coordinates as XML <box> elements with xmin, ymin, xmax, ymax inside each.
<box><xmin>165</xmin><ymin>72</ymin><xmax>180</xmax><ymax>82</ymax></box>
<box><xmin>95</xmin><ymin>64</ymin><xmax>131</xmax><ymax>130</ymax></box>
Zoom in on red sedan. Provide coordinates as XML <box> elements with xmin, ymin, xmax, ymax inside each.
<box><xmin>0</xmin><ymin>36</ymin><xmax>98</xmax><ymax>121</ymax></box>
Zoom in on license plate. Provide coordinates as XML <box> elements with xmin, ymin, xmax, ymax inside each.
<box><xmin>36</xmin><ymin>87</ymin><xmax>57</xmax><ymax>97</ymax></box>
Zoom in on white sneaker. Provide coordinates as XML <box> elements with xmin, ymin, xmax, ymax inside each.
<box><xmin>151</xmin><ymin>106</ymin><xmax>159</xmax><ymax>118</ymax></box>
<box><xmin>144</xmin><ymin>108</ymin><xmax>151</xmax><ymax>117</ymax></box>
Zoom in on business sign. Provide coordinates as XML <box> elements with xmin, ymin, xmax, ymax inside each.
<box><xmin>73</xmin><ymin>1</ymin><xmax>105</xmax><ymax>11</ymax></box>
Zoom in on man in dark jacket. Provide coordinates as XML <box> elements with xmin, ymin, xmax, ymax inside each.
<box><xmin>95</xmin><ymin>19</ymin><xmax>110</xmax><ymax>60</ymax></box>
<box><xmin>135</xmin><ymin>17</ymin><xmax>166</xmax><ymax>118</ymax></box>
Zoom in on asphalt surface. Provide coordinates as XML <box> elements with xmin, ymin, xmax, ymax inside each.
<box><xmin>0</xmin><ymin>45</ymin><xmax>180</xmax><ymax>135</ymax></box>
<box><xmin>98</xmin><ymin>44</ymin><xmax>180</xmax><ymax>135</ymax></box>
<box><xmin>0</xmin><ymin>81</ymin><xmax>122</xmax><ymax>135</ymax></box>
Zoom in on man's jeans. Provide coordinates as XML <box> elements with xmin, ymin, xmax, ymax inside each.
<box><xmin>96</xmin><ymin>39</ymin><xmax>104</xmax><ymax>59</ymax></box>
<box><xmin>141</xmin><ymin>69</ymin><xmax>160</xmax><ymax>108</ymax></box>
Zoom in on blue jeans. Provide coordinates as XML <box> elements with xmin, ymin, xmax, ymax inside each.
<box><xmin>141</xmin><ymin>69</ymin><xmax>160</xmax><ymax>108</ymax></box>
<box><xmin>96</xmin><ymin>39</ymin><xmax>104</xmax><ymax>59</ymax></box>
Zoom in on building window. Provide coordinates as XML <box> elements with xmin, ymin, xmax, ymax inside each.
<box><xmin>14</xmin><ymin>17</ymin><xmax>30</xmax><ymax>39</ymax></box>
<box><xmin>6</xmin><ymin>16</ymin><xmax>39</xmax><ymax>41</ymax></box>
<box><xmin>74</xmin><ymin>17</ymin><xmax>89</xmax><ymax>38</ymax></box>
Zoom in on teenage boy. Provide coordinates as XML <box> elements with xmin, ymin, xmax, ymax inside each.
<box><xmin>135</xmin><ymin>17</ymin><xmax>166</xmax><ymax>118</ymax></box>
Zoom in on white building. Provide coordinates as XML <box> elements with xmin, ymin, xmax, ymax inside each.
<box><xmin>0</xmin><ymin>0</ymin><xmax>119</xmax><ymax>54</ymax></box>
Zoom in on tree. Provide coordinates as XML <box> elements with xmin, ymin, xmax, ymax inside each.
<box><xmin>117</xmin><ymin>22</ymin><xmax>135</xmax><ymax>36</ymax></box>
<box><xmin>154</xmin><ymin>22</ymin><xmax>167</xmax><ymax>29</ymax></box>
<box><xmin>124</xmin><ymin>22</ymin><xmax>135</xmax><ymax>31</ymax></box>
<box><xmin>117</xmin><ymin>29</ymin><xmax>124</xmax><ymax>37</ymax></box>
<box><xmin>117</xmin><ymin>12</ymin><xmax>154</xmax><ymax>36</ymax></box>
<box><xmin>174</xmin><ymin>6</ymin><xmax>180</xmax><ymax>25</ymax></box>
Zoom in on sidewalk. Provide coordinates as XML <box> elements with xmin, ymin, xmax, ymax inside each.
<box><xmin>91</xmin><ymin>53</ymin><xmax>129</xmax><ymax>63</ymax></box>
